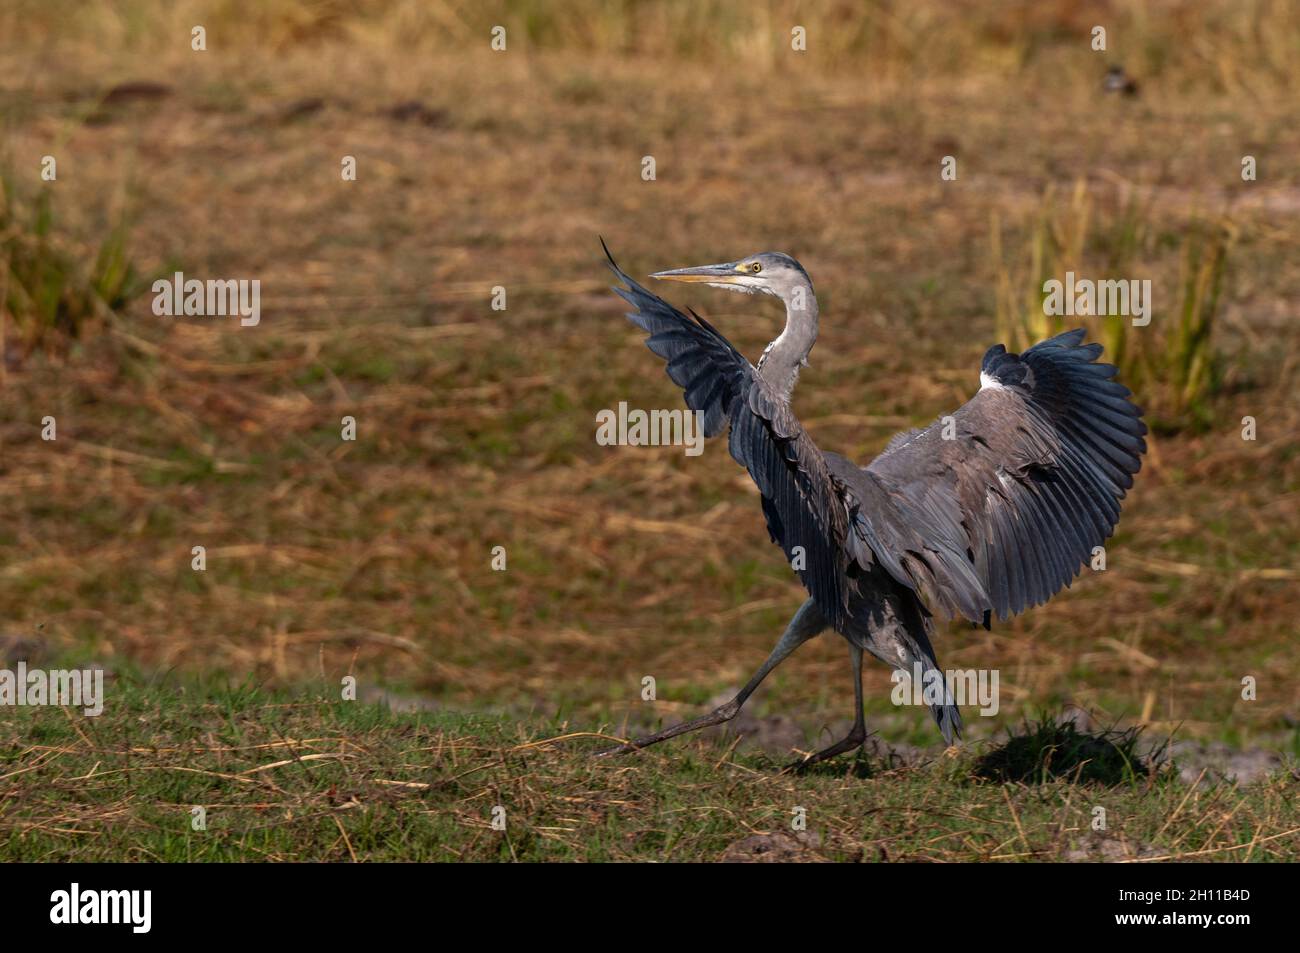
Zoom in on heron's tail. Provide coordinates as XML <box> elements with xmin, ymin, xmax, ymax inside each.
<box><xmin>859</xmin><ymin>592</ymin><xmax>964</xmax><ymax>746</ymax></box>
<box><xmin>891</xmin><ymin>653</ymin><xmax>963</xmax><ymax>745</ymax></box>
<box><xmin>932</xmin><ymin>682</ymin><xmax>964</xmax><ymax>746</ymax></box>
<box><xmin>897</xmin><ymin>594</ymin><xmax>964</xmax><ymax>746</ymax></box>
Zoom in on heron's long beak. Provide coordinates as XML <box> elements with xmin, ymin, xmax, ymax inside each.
<box><xmin>649</xmin><ymin>261</ymin><xmax>744</xmax><ymax>284</ymax></box>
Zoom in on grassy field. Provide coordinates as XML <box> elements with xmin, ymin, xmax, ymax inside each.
<box><xmin>4</xmin><ymin>672</ymin><xmax>1297</xmax><ymax>862</ymax></box>
<box><xmin>0</xmin><ymin>1</ymin><xmax>1298</xmax><ymax>861</ymax></box>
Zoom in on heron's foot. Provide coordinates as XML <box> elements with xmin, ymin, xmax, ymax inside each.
<box><xmin>593</xmin><ymin>700</ymin><xmax>741</xmax><ymax>758</ymax></box>
<box><xmin>782</xmin><ymin>724</ymin><xmax>868</xmax><ymax>774</ymax></box>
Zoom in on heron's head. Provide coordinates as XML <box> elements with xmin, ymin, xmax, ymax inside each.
<box><xmin>650</xmin><ymin>252</ymin><xmax>811</xmax><ymax>300</ymax></box>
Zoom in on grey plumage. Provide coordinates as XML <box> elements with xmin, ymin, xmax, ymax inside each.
<box><xmin>600</xmin><ymin>240</ymin><xmax>1145</xmax><ymax>763</ymax></box>
<box><xmin>862</xmin><ymin>334</ymin><xmax>1145</xmax><ymax>623</ymax></box>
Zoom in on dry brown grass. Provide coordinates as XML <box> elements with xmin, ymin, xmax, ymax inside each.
<box><xmin>0</xmin><ymin>0</ymin><xmax>1296</xmax><ymax>762</ymax></box>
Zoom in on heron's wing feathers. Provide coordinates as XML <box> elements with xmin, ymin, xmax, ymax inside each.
<box><xmin>825</xmin><ymin>450</ymin><xmax>991</xmax><ymax>623</ymax></box>
<box><xmin>605</xmin><ymin>244</ymin><xmax>853</xmax><ymax>628</ymax></box>
<box><xmin>604</xmin><ymin>243</ymin><xmax>746</xmax><ymax>439</ymax></box>
<box><xmin>846</xmin><ymin>329</ymin><xmax>1145</xmax><ymax>623</ymax></box>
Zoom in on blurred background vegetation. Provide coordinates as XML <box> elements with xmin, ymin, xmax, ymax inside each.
<box><xmin>0</xmin><ymin>0</ymin><xmax>1296</xmax><ymax>757</ymax></box>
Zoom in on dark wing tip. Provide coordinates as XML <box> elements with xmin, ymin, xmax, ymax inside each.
<box><xmin>600</xmin><ymin>236</ymin><xmax>624</xmax><ymax>278</ymax></box>
<box><xmin>982</xmin><ymin>345</ymin><xmax>1031</xmax><ymax>388</ymax></box>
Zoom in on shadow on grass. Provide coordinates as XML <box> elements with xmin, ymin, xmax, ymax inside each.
<box><xmin>973</xmin><ymin>716</ymin><xmax>1159</xmax><ymax>786</ymax></box>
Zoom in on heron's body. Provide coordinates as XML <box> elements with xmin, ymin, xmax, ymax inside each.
<box><xmin>601</xmin><ymin>242</ymin><xmax>1146</xmax><ymax>766</ymax></box>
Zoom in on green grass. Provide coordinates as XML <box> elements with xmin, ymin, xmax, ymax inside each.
<box><xmin>991</xmin><ymin>180</ymin><xmax>1235</xmax><ymax>432</ymax></box>
<box><xmin>0</xmin><ymin>165</ymin><xmax>148</xmax><ymax>357</ymax></box>
<box><xmin>1</xmin><ymin>675</ymin><xmax>1295</xmax><ymax>862</ymax></box>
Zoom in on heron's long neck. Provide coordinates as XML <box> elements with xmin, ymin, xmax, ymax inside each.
<box><xmin>756</xmin><ymin>283</ymin><xmax>819</xmax><ymax>404</ymax></box>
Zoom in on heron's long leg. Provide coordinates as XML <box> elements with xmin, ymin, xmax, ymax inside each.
<box><xmin>595</xmin><ymin>599</ymin><xmax>826</xmax><ymax>758</ymax></box>
<box><xmin>784</xmin><ymin>643</ymin><xmax>866</xmax><ymax>772</ymax></box>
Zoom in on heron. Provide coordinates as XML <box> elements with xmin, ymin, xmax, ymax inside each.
<box><xmin>599</xmin><ymin>240</ymin><xmax>1146</xmax><ymax>769</ymax></box>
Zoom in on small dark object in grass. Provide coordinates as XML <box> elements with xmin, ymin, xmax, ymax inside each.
<box><xmin>387</xmin><ymin>100</ymin><xmax>448</xmax><ymax>127</ymax></box>
<box><xmin>279</xmin><ymin>97</ymin><xmax>326</xmax><ymax>123</ymax></box>
<box><xmin>974</xmin><ymin>715</ymin><xmax>1152</xmax><ymax>785</ymax></box>
<box><xmin>86</xmin><ymin>81</ymin><xmax>174</xmax><ymax>124</ymax></box>
<box><xmin>102</xmin><ymin>81</ymin><xmax>173</xmax><ymax>105</ymax></box>
<box><xmin>1103</xmin><ymin>65</ymin><xmax>1139</xmax><ymax>97</ymax></box>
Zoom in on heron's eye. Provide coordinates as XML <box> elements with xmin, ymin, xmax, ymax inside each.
<box><xmin>751</xmin><ymin>262</ymin><xmax>762</xmax><ymax>273</ymax></box>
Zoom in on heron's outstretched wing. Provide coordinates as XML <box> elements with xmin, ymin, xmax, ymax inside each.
<box><xmin>836</xmin><ymin>329</ymin><xmax>1146</xmax><ymax>623</ymax></box>
<box><xmin>604</xmin><ymin>242</ymin><xmax>854</xmax><ymax>628</ymax></box>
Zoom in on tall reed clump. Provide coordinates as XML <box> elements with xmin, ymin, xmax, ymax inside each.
<box><xmin>0</xmin><ymin>165</ymin><xmax>144</xmax><ymax>364</ymax></box>
<box><xmin>991</xmin><ymin>180</ymin><xmax>1234</xmax><ymax>433</ymax></box>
